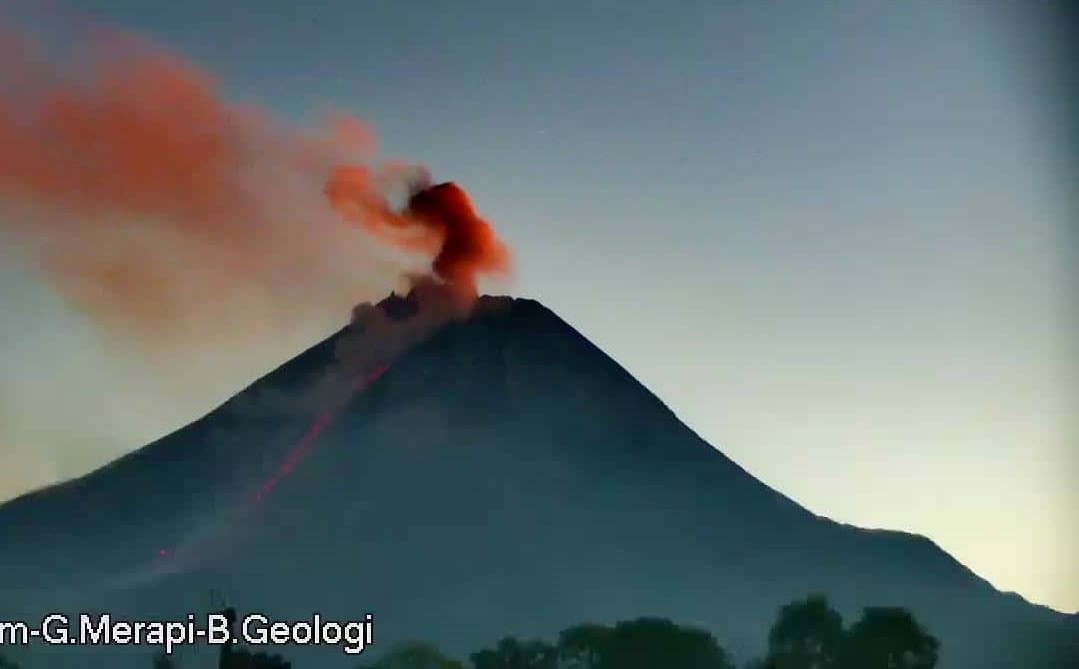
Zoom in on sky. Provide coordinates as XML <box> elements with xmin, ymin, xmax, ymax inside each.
<box><xmin>0</xmin><ymin>0</ymin><xmax>1075</xmax><ymax>612</ymax></box>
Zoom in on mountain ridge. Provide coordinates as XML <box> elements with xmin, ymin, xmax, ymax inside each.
<box><xmin>0</xmin><ymin>292</ymin><xmax>1075</xmax><ymax>668</ymax></box>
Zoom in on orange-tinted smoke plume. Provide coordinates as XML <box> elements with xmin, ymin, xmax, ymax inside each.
<box><xmin>325</xmin><ymin>169</ymin><xmax>512</xmax><ymax>299</ymax></box>
<box><xmin>0</xmin><ymin>15</ymin><xmax>512</xmax><ymax>347</ymax></box>
<box><xmin>407</xmin><ymin>182</ymin><xmax>512</xmax><ymax>297</ymax></box>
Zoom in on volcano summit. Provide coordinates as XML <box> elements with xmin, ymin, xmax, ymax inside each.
<box><xmin>0</xmin><ymin>290</ymin><xmax>1075</xmax><ymax>669</ymax></box>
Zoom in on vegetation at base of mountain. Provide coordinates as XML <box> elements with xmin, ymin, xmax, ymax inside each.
<box><xmin>1</xmin><ymin>593</ymin><xmax>938</xmax><ymax>669</ymax></box>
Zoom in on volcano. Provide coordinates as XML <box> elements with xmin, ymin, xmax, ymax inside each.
<box><xmin>0</xmin><ymin>292</ymin><xmax>1075</xmax><ymax>668</ymax></box>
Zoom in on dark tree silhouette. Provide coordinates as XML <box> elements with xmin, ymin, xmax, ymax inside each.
<box><xmin>134</xmin><ymin>593</ymin><xmax>938</xmax><ymax>669</ymax></box>
<box><xmin>765</xmin><ymin>594</ymin><xmax>844</xmax><ymax>669</ymax></box>
<box><xmin>470</xmin><ymin>636</ymin><xmax>558</xmax><ymax>669</ymax></box>
<box><xmin>223</xmin><ymin>647</ymin><xmax>293</xmax><ymax>669</ymax></box>
<box><xmin>152</xmin><ymin>651</ymin><xmax>178</xmax><ymax>669</ymax></box>
<box><xmin>551</xmin><ymin>618</ymin><xmax>733</xmax><ymax>669</ymax></box>
<box><xmin>356</xmin><ymin>640</ymin><xmax>464</xmax><ymax>669</ymax></box>
<box><xmin>840</xmin><ymin>607</ymin><xmax>939</xmax><ymax>669</ymax></box>
<box><xmin>557</xmin><ymin>623</ymin><xmax>613</xmax><ymax>669</ymax></box>
<box><xmin>208</xmin><ymin>601</ymin><xmax>292</xmax><ymax>669</ymax></box>
<box><xmin>601</xmin><ymin>618</ymin><xmax>734</xmax><ymax>669</ymax></box>
<box><xmin>218</xmin><ymin>605</ymin><xmax>239</xmax><ymax>669</ymax></box>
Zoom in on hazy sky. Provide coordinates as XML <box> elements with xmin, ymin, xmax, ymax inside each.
<box><xmin>1</xmin><ymin>1</ymin><xmax>1075</xmax><ymax>612</ymax></box>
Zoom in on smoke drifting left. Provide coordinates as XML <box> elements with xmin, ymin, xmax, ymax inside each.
<box><xmin>0</xmin><ymin>15</ymin><xmax>512</xmax><ymax>351</ymax></box>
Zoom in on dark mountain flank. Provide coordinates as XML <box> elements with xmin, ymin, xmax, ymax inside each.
<box><xmin>0</xmin><ymin>293</ymin><xmax>1074</xmax><ymax>668</ymax></box>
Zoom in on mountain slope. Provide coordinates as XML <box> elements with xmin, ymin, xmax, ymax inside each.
<box><xmin>0</xmin><ymin>294</ymin><xmax>1075</xmax><ymax>669</ymax></box>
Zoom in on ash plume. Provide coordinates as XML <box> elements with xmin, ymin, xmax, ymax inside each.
<box><xmin>0</xmin><ymin>12</ymin><xmax>513</xmax><ymax>351</ymax></box>
<box><xmin>0</xmin><ymin>10</ymin><xmax>514</xmax><ymax>499</ymax></box>
<box><xmin>292</xmin><ymin>276</ymin><xmax>478</xmax><ymax>412</ymax></box>
<box><xmin>326</xmin><ymin>173</ymin><xmax>513</xmax><ymax>300</ymax></box>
